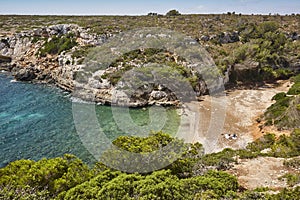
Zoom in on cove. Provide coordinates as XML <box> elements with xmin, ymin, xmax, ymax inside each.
<box><xmin>0</xmin><ymin>74</ymin><xmax>180</xmax><ymax>167</ymax></box>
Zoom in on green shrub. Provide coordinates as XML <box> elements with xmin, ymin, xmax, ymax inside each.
<box><xmin>237</xmin><ymin>149</ymin><xmax>260</xmax><ymax>159</ymax></box>
<box><xmin>246</xmin><ymin>133</ymin><xmax>276</xmax><ymax>152</ymax></box>
<box><xmin>290</xmin><ymin>74</ymin><xmax>300</xmax><ymax>83</ymax></box>
<box><xmin>166</xmin><ymin>10</ymin><xmax>181</xmax><ymax>16</ymax></box>
<box><xmin>287</xmin><ymin>74</ymin><xmax>300</xmax><ymax>95</ymax></box>
<box><xmin>279</xmin><ymin>173</ymin><xmax>300</xmax><ymax>187</ymax></box>
<box><xmin>200</xmin><ymin>148</ymin><xmax>237</xmax><ymax>169</ymax></box>
<box><xmin>1</xmin><ymin>130</ymin><xmax>300</xmax><ymax>199</ymax></box>
<box><xmin>287</xmin><ymin>82</ymin><xmax>300</xmax><ymax>95</ymax></box>
<box><xmin>264</xmin><ymin>95</ymin><xmax>292</xmax><ymax>126</ymax></box>
<box><xmin>64</xmin><ymin>169</ymin><xmax>238</xmax><ymax>200</ymax></box>
<box><xmin>38</xmin><ymin>35</ymin><xmax>77</xmax><ymax>57</ymax></box>
<box><xmin>62</xmin><ymin>170</ymin><xmax>122</xmax><ymax>199</ymax></box>
<box><xmin>269</xmin><ymin>187</ymin><xmax>300</xmax><ymax>200</ymax></box>
<box><xmin>284</xmin><ymin>157</ymin><xmax>300</xmax><ymax>169</ymax></box>
<box><xmin>272</xmin><ymin>92</ymin><xmax>287</xmax><ymax>101</ymax></box>
<box><xmin>269</xmin><ymin>129</ymin><xmax>300</xmax><ymax>157</ymax></box>
<box><xmin>181</xmin><ymin>170</ymin><xmax>238</xmax><ymax>198</ymax></box>
<box><xmin>112</xmin><ymin>131</ymin><xmax>175</xmax><ymax>153</ymax></box>
<box><xmin>71</xmin><ymin>45</ymin><xmax>93</xmax><ymax>59</ymax></box>
<box><xmin>0</xmin><ymin>154</ymin><xmax>92</xmax><ymax>196</ymax></box>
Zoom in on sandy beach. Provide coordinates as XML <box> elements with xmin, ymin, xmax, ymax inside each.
<box><xmin>178</xmin><ymin>81</ymin><xmax>291</xmax><ymax>153</ymax></box>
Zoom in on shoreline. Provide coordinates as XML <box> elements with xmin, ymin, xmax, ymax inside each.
<box><xmin>180</xmin><ymin>80</ymin><xmax>292</xmax><ymax>153</ymax></box>
<box><xmin>2</xmin><ymin>69</ymin><xmax>292</xmax><ymax>152</ymax></box>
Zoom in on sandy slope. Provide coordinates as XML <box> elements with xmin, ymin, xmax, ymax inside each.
<box><xmin>178</xmin><ymin>81</ymin><xmax>291</xmax><ymax>153</ymax></box>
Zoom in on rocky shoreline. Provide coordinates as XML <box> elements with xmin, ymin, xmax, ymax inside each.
<box><xmin>0</xmin><ymin>24</ymin><xmax>206</xmax><ymax>107</ymax></box>
<box><xmin>0</xmin><ymin>24</ymin><xmax>299</xmax><ymax>107</ymax></box>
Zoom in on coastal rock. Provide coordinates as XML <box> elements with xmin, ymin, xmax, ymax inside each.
<box><xmin>0</xmin><ymin>24</ymin><xmax>109</xmax><ymax>89</ymax></box>
<box><xmin>13</xmin><ymin>67</ymin><xmax>37</xmax><ymax>81</ymax></box>
<box><xmin>0</xmin><ymin>24</ymin><xmax>260</xmax><ymax>107</ymax></box>
<box><xmin>0</xmin><ymin>55</ymin><xmax>11</xmax><ymax>63</ymax></box>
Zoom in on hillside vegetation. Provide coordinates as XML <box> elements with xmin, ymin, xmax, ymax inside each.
<box><xmin>0</xmin><ymin>13</ymin><xmax>300</xmax><ymax>199</ymax></box>
<box><xmin>264</xmin><ymin>74</ymin><xmax>300</xmax><ymax>129</ymax></box>
<box><xmin>1</xmin><ymin>14</ymin><xmax>299</xmax><ymax>86</ymax></box>
<box><xmin>1</xmin><ymin>130</ymin><xmax>300</xmax><ymax>199</ymax></box>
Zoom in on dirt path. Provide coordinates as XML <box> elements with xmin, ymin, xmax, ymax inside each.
<box><xmin>228</xmin><ymin>157</ymin><xmax>288</xmax><ymax>190</ymax></box>
<box><xmin>179</xmin><ymin>81</ymin><xmax>291</xmax><ymax>153</ymax></box>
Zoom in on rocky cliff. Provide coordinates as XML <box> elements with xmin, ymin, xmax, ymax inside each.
<box><xmin>0</xmin><ymin>23</ymin><xmax>299</xmax><ymax>107</ymax></box>
<box><xmin>0</xmin><ymin>24</ymin><xmax>216</xmax><ymax>107</ymax></box>
<box><xmin>0</xmin><ymin>24</ymin><xmax>107</xmax><ymax>89</ymax></box>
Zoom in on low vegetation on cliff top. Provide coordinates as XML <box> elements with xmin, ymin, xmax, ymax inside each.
<box><xmin>1</xmin><ymin>14</ymin><xmax>299</xmax><ymax>86</ymax></box>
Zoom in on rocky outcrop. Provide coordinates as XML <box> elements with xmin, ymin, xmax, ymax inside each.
<box><xmin>229</xmin><ymin>60</ymin><xmax>261</xmax><ymax>83</ymax></box>
<box><xmin>0</xmin><ymin>24</ymin><xmax>107</xmax><ymax>86</ymax></box>
<box><xmin>285</xmin><ymin>32</ymin><xmax>300</xmax><ymax>41</ymax></box>
<box><xmin>200</xmin><ymin>31</ymin><xmax>240</xmax><ymax>44</ymax></box>
<box><xmin>0</xmin><ymin>24</ymin><xmax>233</xmax><ymax>107</ymax></box>
<box><xmin>1</xmin><ymin>23</ymin><xmax>299</xmax><ymax>107</ymax></box>
<box><xmin>0</xmin><ymin>55</ymin><xmax>11</xmax><ymax>63</ymax></box>
<box><xmin>0</xmin><ymin>55</ymin><xmax>12</xmax><ymax>70</ymax></box>
<box><xmin>13</xmin><ymin>66</ymin><xmax>37</xmax><ymax>81</ymax></box>
<box><xmin>0</xmin><ymin>24</ymin><xmax>188</xmax><ymax>107</ymax></box>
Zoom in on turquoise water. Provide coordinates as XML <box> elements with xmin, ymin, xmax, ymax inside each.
<box><xmin>0</xmin><ymin>74</ymin><xmax>179</xmax><ymax>167</ymax></box>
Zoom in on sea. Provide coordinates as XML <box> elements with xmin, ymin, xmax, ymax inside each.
<box><xmin>0</xmin><ymin>73</ymin><xmax>180</xmax><ymax>167</ymax></box>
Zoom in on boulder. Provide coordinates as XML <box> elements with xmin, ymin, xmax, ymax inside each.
<box><xmin>287</xmin><ymin>32</ymin><xmax>299</xmax><ymax>41</ymax></box>
<box><xmin>0</xmin><ymin>55</ymin><xmax>11</xmax><ymax>63</ymax></box>
<box><xmin>150</xmin><ymin>90</ymin><xmax>167</xmax><ymax>100</ymax></box>
<box><xmin>230</xmin><ymin>60</ymin><xmax>261</xmax><ymax>83</ymax></box>
<box><xmin>14</xmin><ymin>67</ymin><xmax>37</xmax><ymax>81</ymax></box>
<box><xmin>200</xmin><ymin>35</ymin><xmax>210</xmax><ymax>42</ymax></box>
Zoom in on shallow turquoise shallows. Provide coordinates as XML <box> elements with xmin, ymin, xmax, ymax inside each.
<box><xmin>0</xmin><ymin>74</ymin><xmax>179</xmax><ymax>167</ymax></box>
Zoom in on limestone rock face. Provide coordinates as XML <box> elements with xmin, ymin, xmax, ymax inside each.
<box><xmin>0</xmin><ymin>24</ymin><xmax>107</xmax><ymax>87</ymax></box>
<box><xmin>0</xmin><ymin>55</ymin><xmax>11</xmax><ymax>63</ymax></box>
<box><xmin>0</xmin><ymin>23</ymin><xmax>217</xmax><ymax>107</ymax></box>
<box><xmin>13</xmin><ymin>66</ymin><xmax>38</xmax><ymax>81</ymax></box>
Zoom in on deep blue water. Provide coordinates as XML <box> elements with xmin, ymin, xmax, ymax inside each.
<box><xmin>0</xmin><ymin>74</ymin><xmax>179</xmax><ymax>167</ymax></box>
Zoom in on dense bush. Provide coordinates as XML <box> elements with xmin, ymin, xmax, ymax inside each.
<box><xmin>246</xmin><ymin>129</ymin><xmax>300</xmax><ymax>158</ymax></box>
<box><xmin>227</xmin><ymin>21</ymin><xmax>297</xmax><ymax>83</ymax></box>
<box><xmin>279</xmin><ymin>173</ymin><xmax>300</xmax><ymax>187</ymax></box>
<box><xmin>166</xmin><ymin>10</ymin><xmax>181</xmax><ymax>16</ymax></box>
<box><xmin>287</xmin><ymin>74</ymin><xmax>300</xmax><ymax>95</ymax></box>
<box><xmin>1</xmin><ymin>130</ymin><xmax>299</xmax><ymax>199</ymax></box>
<box><xmin>63</xmin><ymin>169</ymin><xmax>238</xmax><ymax>199</ymax></box>
<box><xmin>38</xmin><ymin>34</ymin><xmax>77</xmax><ymax>57</ymax></box>
<box><xmin>246</xmin><ymin>133</ymin><xmax>276</xmax><ymax>152</ymax></box>
<box><xmin>268</xmin><ymin>187</ymin><xmax>300</xmax><ymax>199</ymax></box>
<box><xmin>0</xmin><ymin>154</ymin><xmax>92</xmax><ymax>197</ymax></box>
<box><xmin>199</xmin><ymin>148</ymin><xmax>237</xmax><ymax>170</ymax></box>
<box><xmin>263</xmin><ymin>74</ymin><xmax>300</xmax><ymax>128</ymax></box>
